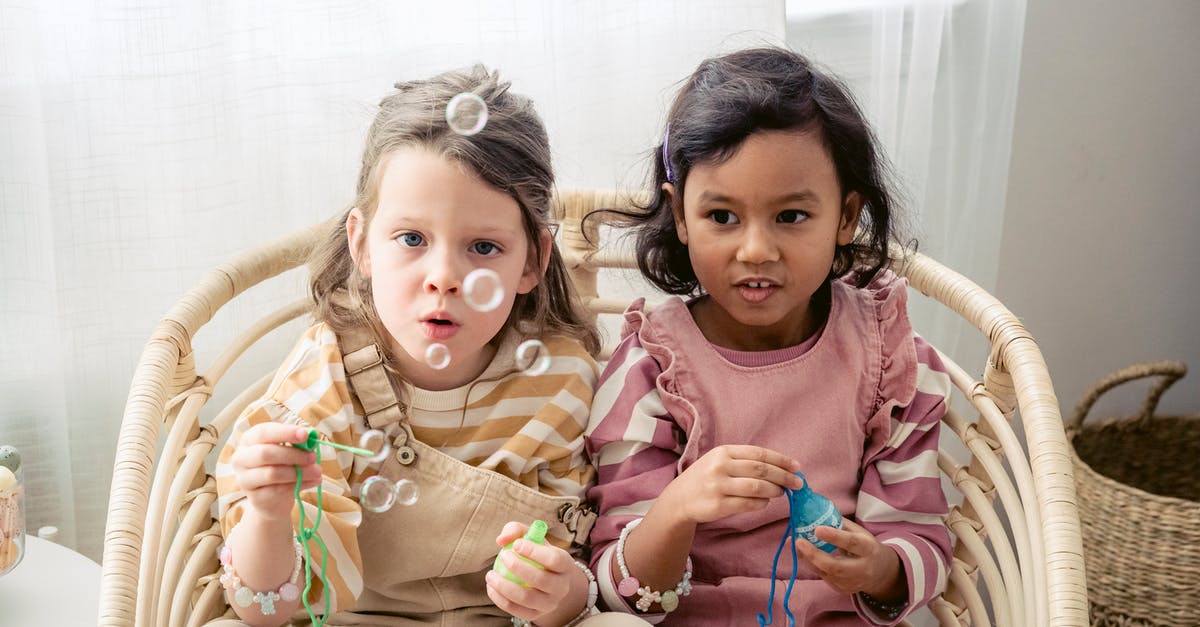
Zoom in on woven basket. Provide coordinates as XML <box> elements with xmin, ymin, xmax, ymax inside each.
<box><xmin>1067</xmin><ymin>361</ymin><xmax>1200</xmax><ymax>627</ymax></box>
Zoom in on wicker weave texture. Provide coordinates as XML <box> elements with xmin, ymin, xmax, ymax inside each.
<box><xmin>1068</xmin><ymin>362</ymin><xmax>1200</xmax><ymax>627</ymax></box>
<box><xmin>99</xmin><ymin>190</ymin><xmax>1088</xmax><ymax>627</ymax></box>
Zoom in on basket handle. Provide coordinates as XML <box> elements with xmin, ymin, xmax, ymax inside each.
<box><xmin>1067</xmin><ymin>360</ymin><xmax>1188</xmax><ymax>432</ymax></box>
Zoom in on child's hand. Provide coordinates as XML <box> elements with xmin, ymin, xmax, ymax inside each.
<box><xmin>485</xmin><ymin>521</ymin><xmax>582</xmax><ymax>625</ymax></box>
<box><xmin>795</xmin><ymin>518</ymin><xmax>907</xmax><ymax>602</ymax></box>
<box><xmin>228</xmin><ymin>423</ymin><xmax>322</xmax><ymax>522</ymax></box>
<box><xmin>661</xmin><ymin>444</ymin><xmax>803</xmax><ymax>526</ymax></box>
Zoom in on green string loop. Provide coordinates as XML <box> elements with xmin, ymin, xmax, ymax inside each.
<box><xmin>290</xmin><ymin>429</ymin><xmax>385</xmax><ymax>625</ymax></box>
<box><xmin>295</xmin><ymin>442</ymin><xmax>331</xmax><ymax>626</ymax></box>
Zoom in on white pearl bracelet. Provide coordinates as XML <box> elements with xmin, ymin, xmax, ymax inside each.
<box><xmin>615</xmin><ymin>518</ymin><xmax>692</xmax><ymax>613</ymax></box>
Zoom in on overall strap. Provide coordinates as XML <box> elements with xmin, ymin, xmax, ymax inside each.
<box><xmin>337</xmin><ymin>322</ymin><xmax>406</xmax><ymax>430</ymax></box>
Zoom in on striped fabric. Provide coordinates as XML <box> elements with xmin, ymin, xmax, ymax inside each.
<box><xmin>584</xmin><ymin>293</ymin><xmax>953</xmax><ymax>625</ymax></box>
<box><xmin>215</xmin><ymin>322</ymin><xmax>598</xmax><ymax>612</ymax></box>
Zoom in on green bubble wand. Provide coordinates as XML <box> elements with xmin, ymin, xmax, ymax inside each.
<box><xmin>290</xmin><ymin>429</ymin><xmax>384</xmax><ymax>626</ymax></box>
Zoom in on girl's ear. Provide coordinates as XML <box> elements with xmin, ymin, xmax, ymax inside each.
<box><xmin>516</xmin><ymin>227</ymin><xmax>553</xmax><ymax>295</ymax></box>
<box><xmin>346</xmin><ymin>208</ymin><xmax>371</xmax><ymax>277</ymax></box>
<box><xmin>838</xmin><ymin>191</ymin><xmax>863</xmax><ymax>246</ymax></box>
<box><xmin>664</xmin><ymin>182</ymin><xmax>687</xmax><ymax>246</ymax></box>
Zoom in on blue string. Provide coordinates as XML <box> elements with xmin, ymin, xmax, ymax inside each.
<box><xmin>757</xmin><ymin>486</ymin><xmax>800</xmax><ymax>627</ymax></box>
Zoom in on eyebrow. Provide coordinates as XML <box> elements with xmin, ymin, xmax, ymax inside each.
<box><xmin>697</xmin><ymin>190</ymin><xmax>820</xmax><ymax>204</ymax></box>
<box><xmin>380</xmin><ymin>213</ymin><xmax>521</xmax><ymax>237</ymax></box>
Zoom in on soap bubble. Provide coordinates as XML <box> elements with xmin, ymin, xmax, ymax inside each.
<box><xmin>425</xmin><ymin>343</ymin><xmax>451</xmax><ymax>369</ymax></box>
<box><xmin>463</xmin><ymin>268</ymin><xmax>504</xmax><ymax>312</ymax></box>
<box><xmin>446</xmin><ymin>93</ymin><xmax>488</xmax><ymax>136</ymax></box>
<box><xmin>358</xmin><ymin>430</ymin><xmax>391</xmax><ymax>464</ymax></box>
<box><xmin>393</xmin><ymin>479</ymin><xmax>419</xmax><ymax>507</ymax></box>
<box><xmin>360</xmin><ymin>476</ymin><xmax>397</xmax><ymax>513</ymax></box>
<box><xmin>359</xmin><ymin>476</ymin><xmax>420</xmax><ymax>513</ymax></box>
<box><xmin>515</xmin><ymin>339</ymin><xmax>551</xmax><ymax>376</ymax></box>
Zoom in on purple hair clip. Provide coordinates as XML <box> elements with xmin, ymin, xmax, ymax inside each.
<box><xmin>662</xmin><ymin>123</ymin><xmax>675</xmax><ymax>183</ymax></box>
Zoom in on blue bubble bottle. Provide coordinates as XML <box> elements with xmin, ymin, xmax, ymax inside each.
<box><xmin>788</xmin><ymin>471</ymin><xmax>843</xmax><ymax>553</ymax></box>
<box><xmin>759</xmin><ymin>471</ymin><xmax>846</xmax><ymax>626</ymax></box>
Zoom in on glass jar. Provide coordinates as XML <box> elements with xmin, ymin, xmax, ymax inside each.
<box><xmin>0</xmin><ymin>460</ymin><xmax>24</xmax><ymax>577</ymax></box>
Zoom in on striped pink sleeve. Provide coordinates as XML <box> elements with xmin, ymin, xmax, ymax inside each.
<box><xmin>854</xmin><ymin>335</ymin><xmax>953</xmax><ymax>624</ymax></box>
<box><xmin>584</xmin><ymin>333</ymin><xmax>684</xmax><ymax>616</ymax></box>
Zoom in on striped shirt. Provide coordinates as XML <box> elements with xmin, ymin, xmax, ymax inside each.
<box><xmin>585</xmin><ymin>273</ymin><xmax>952</xmax><ymax>625</ymax></box>
<box><xmin>215</xmin><ymin>322</ymin><xmax>598</xmax><ymax>613</ymax></box>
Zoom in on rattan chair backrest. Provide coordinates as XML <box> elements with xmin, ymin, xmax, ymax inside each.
<box><xmin>99</xmin><ymin>190</ymin><xmax>1088</xmax><ymax>627</ymax></box>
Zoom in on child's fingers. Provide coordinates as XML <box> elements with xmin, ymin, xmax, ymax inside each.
<box><xmin>484</xmin><ymin>571</ymin><xmax>541</xmax><ymax>618</ymax></box>
<box><xmin>511</xmin><ymin>539</ymin><xmax>574</xmax><ymax>574</ymax></box>
<box><xmin>494</xmin><ymin>521</ymin><xmax>529</xmax><ymax>547</ymax></box>
<box><xmin>242</xmin><ymin>442</ymin><xmax>318</xmax><ymax>468</ymax></box>
<box><xmin>796</xmin><ymin>536</ymin><xmax>844</xmax><ymax>574</ymax></box>
<box><xmin>485</xmin><ymin>568</ymin><xmax>554</xmax><ymax>616</ymax></box>
<box><xmin>237</xmin><ymin>465</ymin><xmax>305</xmax><ymax>491</ymax></box>
<box><xmin>813</xmin><ymin>524</ymin><xmax>869</xmax><ymax>556</ymax></box>
<box><xmin>723</xmin><ymin>475</ymin><xmax>788</xmax><ymax>499</ymax></box>
<box><xmin>722</xmin><ymin>445</ymin><xmax>803</xmax><ymax>479</ymax></box>
<box><xmin>242</xmin><ymin>424</ymin><xmax>313</xmax><ymax>447</ymax></box>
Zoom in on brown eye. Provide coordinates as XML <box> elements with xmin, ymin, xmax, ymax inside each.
<box><xmin>709</xmin><ymin>210</ymin><xmax>739</xmax><ymax>225</ymax></box>
<box><xmin>777</xmin><ymin>210</ymin><xmax>808</xmax><ymax>224</ymax></box>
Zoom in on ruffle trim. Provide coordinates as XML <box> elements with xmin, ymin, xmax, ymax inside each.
<box><xmin>621</xmin><ymin>271</ymin><xmax>919</xmax><ymax>453</ymax></box>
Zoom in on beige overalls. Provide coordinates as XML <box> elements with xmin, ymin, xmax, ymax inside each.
<box><xmin>209</xmin><ymin>325</ymin><xmax>647</xmax><ymax>627</ymax></box>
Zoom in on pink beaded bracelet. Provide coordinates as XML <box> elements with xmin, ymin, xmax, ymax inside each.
<box><xmin>615</xmin><ymin>518</ymin><xmax>692</xmax><ymax>612</ymax></box>
<box><xmin>218</xmin><ymin>526</ymin><xmax>303</xmax><ymax>616</ymax></box>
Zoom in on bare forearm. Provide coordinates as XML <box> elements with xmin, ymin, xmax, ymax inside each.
<box><xmin>225</xmin><ymin>506</ymin><xmax>302</xmax><ymax>626</ymax></box>
<box><xmin>614</xmin><ymin>496</ymin><xmax>696</xmax><ymax>598</ymax></box>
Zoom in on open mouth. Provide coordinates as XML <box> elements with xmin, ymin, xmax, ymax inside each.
<box><xmin>422</xmin><ymin>317</ymin><xmax>459</xmax><ymax>340</ymax></box>
<box><xmin>737</xmin><ymin>280</ymin><xmax>778</xmax><ymax>303</ymax></box>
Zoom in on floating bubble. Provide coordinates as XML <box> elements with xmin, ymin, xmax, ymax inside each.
<box><xmin>358</xmin><ymin>476</ymin><xmax>420</xmax><ymax>513</ymax></box>
<box><xmin>515</xmin><ymin>339</ymin><xmax>551</xmax><ymax>376</ymax></box>
<box><xmin>446</xmin><ymin>92</ymin><xmax>488</xmax><ymax>136</ymax></box>
<box><xmin>463</xmin><ymin>268</ymin><xmax>504</xmax><ymax>312</ymax></box>
<box><xmin>394</xmin><ymin>479</ymin><xmax>419</xmax><ymax>507</ymax></box>
<box><xmin>360</xmin><ymin>476</ymin><xmax>397</xmax><ymax>513</ymax></box>
<box><xmin>425</xmin><ymin>343</ymin><xmax>451</xmax><ymax>369</ymax></box>
<box><xmin>358</xmin><ymin>429</ymin><xmax>391</xmax><ymax>464</ymax></box>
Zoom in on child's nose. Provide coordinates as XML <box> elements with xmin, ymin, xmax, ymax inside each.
<box><xmin>736</xmin><ymin>225</ymin><xmax>780</xmax><ymax>264</ymax></box>
<box><xmin>423</xmin><ymin>248</ymin><xmax>464</xmax><ymax>295</ymax></box>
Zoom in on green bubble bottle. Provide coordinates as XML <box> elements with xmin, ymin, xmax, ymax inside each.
<box><xmin>492</xmin><ymin>519</ymin><xmax>548</xmax><ymax>587</ymax></box>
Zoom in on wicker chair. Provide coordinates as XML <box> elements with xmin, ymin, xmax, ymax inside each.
<box><xmin>100</xmin><ymin>190</ymin><xmax>1088</xmax><ymax>627</ymax></box>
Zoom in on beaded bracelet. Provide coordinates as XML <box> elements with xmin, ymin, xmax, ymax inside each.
<box><xmin>509</xmin><ymin>559</ymin><xmax>598</xmax><ymax>627</ymax></box>
<box><xmin>859</xmin><ymin>591</ymin><xmax>907</xmax><ymax>621</ymax></box>
<box><xmin>615</xmin><ymin>518</ymin><xmax>692</xmax><ymax>612</ymax></box>
<box><xmin>219</xmin><ymin>526</ymin><xmax>304</xmax><ymax>616</ymax></box>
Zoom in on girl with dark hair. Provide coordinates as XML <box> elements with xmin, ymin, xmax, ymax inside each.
<box><xmin>585</xmin><ymin>48</ymin><xmax>953</xmax><ymax>625</ymax></box>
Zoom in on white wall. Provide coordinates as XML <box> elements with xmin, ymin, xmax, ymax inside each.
<box><xmin>998</xmin><ymin>0</ymin><xmax>1200</xmax><ymax>421</ymax></box>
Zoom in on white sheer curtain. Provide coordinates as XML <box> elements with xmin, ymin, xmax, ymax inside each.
<box><xmin>1</xmin><ymin>0</ymin><xmax>1025</xmax><ymax>564</ymax></box>
<box><xmin>787</xmin><ymin>0</ymin><xmax>1027</xmax><ymax>366</ymax></box>
<box><xmin>0</xmin><ymin>0</ymin><xmax>786</xmax><ymax>560</ymax></box>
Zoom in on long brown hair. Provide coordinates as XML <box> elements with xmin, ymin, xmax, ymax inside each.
<box><xmin>309</xmin><ymin>64</ymin><xmax>600</xmax><ymax>365</ymax></box>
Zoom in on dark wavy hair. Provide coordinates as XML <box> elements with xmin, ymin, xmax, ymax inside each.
<box><xmin>598</xmin><ymin>47</ymin><xmax>902</xmax><ymax>295</ymax></box>
<box><xmin>310</xmin><ymin>64</ymin><xmax>600</xmax><ymax>361</ymax></box>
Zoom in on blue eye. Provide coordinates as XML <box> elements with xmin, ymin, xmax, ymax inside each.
<box><xmin>396</xmin><ymin>232</ymin><xmax>424</xmax><ymax>247</ymax></box>
<box><xmin>777</xmin><ymin>210</ymin><xmax>809</xmax><ymax>224</ymax></box>
<box><xmin>471</xmin><ymin>241</ymin><xmax>500</xmax><ymax>256</ymax></box>
<box><xmin>709</xmin><ymin>210</ymin><xmax>739</xmax><ymax>225</ymax></box>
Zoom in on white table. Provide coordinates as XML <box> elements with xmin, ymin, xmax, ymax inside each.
<box><xmin>0</xmin><ymin>536</ymin><xmax>101</xmax><ymax>626</ymax></box>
